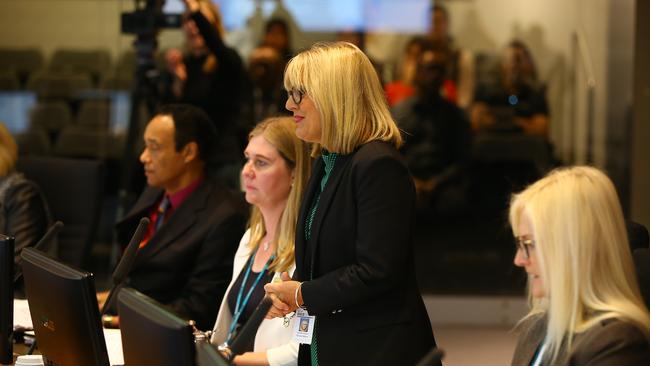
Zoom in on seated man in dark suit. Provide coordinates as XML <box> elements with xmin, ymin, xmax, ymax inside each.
<box><xmin>113</xmin><ymin>104</ymin><xmax>247</xmax><ymax>330</ymax></box>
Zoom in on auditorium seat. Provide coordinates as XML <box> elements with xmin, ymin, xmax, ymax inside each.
<box><xmin>26</xmin><ymin>71</ymin><xmax>93</xmax><ymax>100</ymax></box>
<box><xmin>0</xmin><ymin>48</ymin><xmax>45</xmax><ymax>87</ymax></box>
<box><xmin>16</xmin><ymin>156</ymin><xmax>105</xmax><ymax>269</ymax></box>
<box><xmin>15</xmin><ymin>128</ymin><xmax>51</xmax><ymax>156</ymax></box>
<box><xmin>0</xmin><ymin>70</ymin><xmax>20</xmax><ymax>91</ymax></box>
<box><xmin>76</xmin><ymin>100</ymin><xmax>111</xmax><ymax>130</ymax></box>
<box><xmin>29</xmin><ymin>101</ymin><xmax>72</xmax><ymax>138</ymax></box>
<box><xmin>48</xmin><ymin>49</ymin><xmax>112</xmax><ymax>87</ymax></box>
<box><xmin>54</xmin><ymin>125</ymin><xmax>117</xmax><ymax>159</ymax></box>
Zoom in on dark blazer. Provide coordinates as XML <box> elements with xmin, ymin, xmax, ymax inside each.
<box><xmin>512</xmin><ymin>313</ymin><xmax>650</xmax><ymax>366</ymax></box>
<box><xmin>295</xmin><ymin>141</ymin><xmax>436</xmax><ymax>366</ymax></box>
<box><xmin>115</xmin><ymin>179</ymin><xmax>247</xmax><ymax>330</ymax></box>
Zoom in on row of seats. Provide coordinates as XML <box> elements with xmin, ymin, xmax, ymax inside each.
<box><xmin>16</xmin><ymin>127</ymin><xmax>126</xmax><ymax>159</ymax></box>
<box><xmin>0</xmin><ymin>48</ymin><xmax>137</xmax><ymax>91</ymax></box>
<box><xmin>31</xmin><ymin>100</ymin><xmax>115</xmax><ymax>133</ymax></box>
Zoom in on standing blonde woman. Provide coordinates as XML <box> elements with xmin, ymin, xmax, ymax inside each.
<box><xmin>510</xmin><ymin>166</ymin><xmax>650</xmax><ymax>365</ymax></box>
<box><xmin>264</xmin><ymin>42</ymin><xmax>436</xmax><ymax>366</ymax></box>
<box><xmin>211</xmin><ymin>117</ymin><xmax>311</xmax><ymax>366</ymax></box>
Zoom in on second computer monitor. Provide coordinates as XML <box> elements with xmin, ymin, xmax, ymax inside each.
<box><xmin>117</xmin><ymin>287</ymin><xmax>195</xmax><ymax>366</ymax></box>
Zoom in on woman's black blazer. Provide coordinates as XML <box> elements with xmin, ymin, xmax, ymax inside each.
<box><xmin>295</xmin><ymin>141</ymin><xmax>437</xmax><ymax>366</ymax></box>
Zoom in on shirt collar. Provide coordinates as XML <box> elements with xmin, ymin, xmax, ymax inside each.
<box><xmin>166</xmin><ymin>177</ymin><xmax>204</xmax><ymax>209</ymax></box>
<box><xmin>321</xmin><ymin>150</ymin><xmax>338</xmax><ymax>174</ymax></box>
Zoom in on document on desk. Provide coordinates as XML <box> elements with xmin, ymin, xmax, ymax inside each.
<box><xmin>13</xmin><ymin>299</ymin><xmax>33</xmax><ymax>330</ymax></box>
<box><xmin>104</xmin><ymin>328</ymin><xmax>124</xmax><ymax>366</ymax></box>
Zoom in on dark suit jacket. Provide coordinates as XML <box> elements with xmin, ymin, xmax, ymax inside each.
<box><xmin>115</xmin><ymin>179</ymin><xmax>247</xmax><ymax>330</ymax></box>
<box><xmin>512</xmin><ymin>313</ymin><xmax>650</xmax><ymax>366</ymax></box>
<box><xmin>295</xmin><ymin>141</ymin><xmax>436</xmax><ymax>366</ymax></box>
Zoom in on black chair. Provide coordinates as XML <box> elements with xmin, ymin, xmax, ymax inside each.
<box><xmin>629</xmin><ymin>221</ymin><xmax>650</xmax><ymax>308</ymax></box>
<box><xmin>16</xmin><ymin>156</ymin><xmax>105</xmax><ymax>269</ymax></box>
<box><xmin>468</xmin><ymin>133</ymin><xmax>551</xmax><ymax>214</ymax></box>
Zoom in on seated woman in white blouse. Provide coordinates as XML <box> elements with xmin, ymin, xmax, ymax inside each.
<box><xmin>210</xmin><ymin>116</ymin><xmax>311</xmax><ymax>366</ymax></box>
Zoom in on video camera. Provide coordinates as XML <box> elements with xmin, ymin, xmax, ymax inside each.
<box><xmin>121</xmin><ymin>0</ymin><xmax>182</xmax><ymax>36</ymax></box>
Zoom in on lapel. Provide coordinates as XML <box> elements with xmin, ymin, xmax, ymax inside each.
<box><xmin>307</xmin><ymin>152</ymin><xmax>353</xmax><ymax>274</ymax></box>
<box><xmin>133</xmin><ymin>181</ymin><xmax>213</xmax><ymax>266</ymax></box>
<box><xmin>514</xmin><ymin>314</ymin><xmax>547</xmax><ymax>366</ymax></box>
<box><xmin>295</xmin><ymin>158</ymin><xmax>323</xmax><ymax>279</ymax></box>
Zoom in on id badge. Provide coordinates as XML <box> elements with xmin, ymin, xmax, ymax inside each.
<box><xmin>292</xmin><ymin>308</ymin><xmax>315</xmax><ymax>344</ymax></box>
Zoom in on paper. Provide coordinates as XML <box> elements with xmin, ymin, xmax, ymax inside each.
<box><xmin>103</xmin><ymin>328</ymin><xmax>124</xmax><ymax>366</ymax></box>
<box><xmin>13</xmin><ymin>299</ymin><xmax>33</xmax><ymax>330</ymax></box>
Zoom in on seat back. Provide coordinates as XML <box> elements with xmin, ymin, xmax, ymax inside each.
<box><xmin>16</xmin><ymin>157</ymin><xmax>105</xmax><ymax>269</ymax></box>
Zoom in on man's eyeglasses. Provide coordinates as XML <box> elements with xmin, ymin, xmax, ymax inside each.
<box><xmin>287</xmin><ymin>89</ymin><xmax>305</xmax><ymax>105</ymax></box>
<box><xmin>515</xmin><ymin>237</ymin><xmax>535</xmax><ymax>260</ymax></box>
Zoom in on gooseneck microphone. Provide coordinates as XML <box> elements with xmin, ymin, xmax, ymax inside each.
<box><xmin>13</xmin><ymin>221</ymin><xmax>64</xmax><ymax>283</ymax></box>
<box><xmin>101</xmin><ymin>217</ymin><xmax>150</xmax><ymax>316</ymax></box>
<box><xmin>221</xmin><ymin>296</ymin><xmax>273</xmax><ymax>361</ymax></box>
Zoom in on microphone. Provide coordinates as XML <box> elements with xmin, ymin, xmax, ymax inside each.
<box><xmin>13</xmin><ymin>221</ymin><xmax>63</xmax><ymax>283</ymax></box>
<box><xmin>101</xmin><ymin>217</ymin><xmax>150</xmax><ymax>316</ymax></box>
<box><xmin>221</xmin><ymin>296</ymin><xmax>273</xmax><ymax>360</ymax></box>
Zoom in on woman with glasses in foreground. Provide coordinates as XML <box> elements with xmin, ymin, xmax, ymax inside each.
<box><xmin>264</xmin><ymin>42</ymin><xmax>436</xmax><ymax>366</ymax></box>
<box><xmin>510</xmin><ymin>166</ymin><xmax>650</xmax><ymax>365</ymax></box>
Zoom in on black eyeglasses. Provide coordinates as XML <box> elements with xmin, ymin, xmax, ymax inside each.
<box><xmin>287</xmin><ymin>89</ymin><xmax>305</xmax><ymax>105</ymax></box>
<box><xmin>515</xmin><ymin>236</ymin><xmax>535</xmax><ymax>260</ymax></box>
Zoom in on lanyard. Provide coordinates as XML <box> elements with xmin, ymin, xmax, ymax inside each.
<box><xmin>225</xmin><ymin>250</ymin><xmax>274</xmax><ymax>345</ymax></box>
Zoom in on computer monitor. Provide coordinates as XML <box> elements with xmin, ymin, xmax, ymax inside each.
<box><xmin>117</xmin><ymin>287</ymin><xmax>195</xmax><ymax>366</ymax></box>
<box><xmin>196</xmin><ymin>341</ymin><xmax>230</xmax><ymax>366</ymax></box>
<box><xmin>21</xmin><ymin>247</ymin><xmax>109</xmax><ymax>366</ymax></box>
<box><xmin>0</xmin><ymin>235</ymin><xmax>15</xmax><ymax>364</ymax></box>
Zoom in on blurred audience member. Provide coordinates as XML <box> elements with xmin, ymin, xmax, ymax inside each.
<box><xmin>261</xmin><ymin>18</ymin><xmax>293</xmax><ymax>65</ymax></box>
<box><xmin>510</xmin><ymin>166</ymin><xmax>650</xmax><ymax>365</ymax></box>
<box><xmin>392</xmin><ymin>42</ymin><xmax>472</xmax><ymax>216</ymax></box>
<box><xmin>337</xmin><ymin>28</ymin><xmax>385</xmax><ymax>83</ymax></box>
<box><xmin>0</xmin><ymin>122</ymin><xmax>52</xmax><ymax>267</ymax></box>
<box><xmin>161</xmin><ymin>0</ymin><xmax>249</xmax><ymax>178</ymax></box>
<box><xmin>471</xmin><ymin>40</ymin><xmax>549</xmax><ymax>137</ymax></box>
<box><xmin>428</xmin><ymin>4</ymin><xmax>475</xmax><ymax>109</ymax></box>
<box><xmin>385</xmin><ymin>37</ymin><xmax>425</xmax><ymax>107</ymax></box>
<box><xmin>246</xmin><ymin>45</ymin><xmax>289</xmax><ymax>125</ymax></box>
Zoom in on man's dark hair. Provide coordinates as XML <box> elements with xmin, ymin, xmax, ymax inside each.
<box><xmin>156</xmin><ymin>104</ymin><xmax>217</xmax><ymax>164</ymax></box>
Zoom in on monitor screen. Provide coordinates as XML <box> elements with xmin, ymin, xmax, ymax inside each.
<box><xmin>0</xmin><ymin>91</ymin><xmax>37</xmax><ymax>134</ymax></box>
<box><xmin>21</xmin><ymin>247</ymin><xmax>109</xmax><ymax>366</ymax></box>
<box><xmin>117</xmin><ymin>287</ymin><xmax>195</xmax><ymax>366</ymax></box>
<box><xmin>0</xmin><ymin>235</ymin><xmax>14</xmax><ymax>364</ymax></box>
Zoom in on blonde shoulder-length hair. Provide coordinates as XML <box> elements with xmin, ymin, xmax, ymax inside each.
<box><xmin>0</xmin><ymin>122</ymin><xmax>18</xmax><ymax>177</ymax></box>
<box><xmin>283</xmin><ymin>41</ymin><xmax>402</xmax><ymax>155</ymax></box>
<box><xmin>246</xmin><ymin>117</ymin><xmax>311</xmax><ymax>273</ymax></box>
<box><xmin>509</xmin><ymin>166</ymin><xmax>650</xmax><ymax>362</ymax></box>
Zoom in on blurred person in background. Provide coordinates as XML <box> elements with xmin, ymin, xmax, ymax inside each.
<box><xmin>162</xmin><ymin>0</ymin><xmax>249</xmax><ymax>186</ymax></box>
<box><xmin>471</xmin><ymin>40</ymin><xmax>549</xmax><ymax>137</ymax></box>
<box><xmin>392</xmin><ymin>41</ymin><xmax>472</xmax><ymax>217</ymax></box>
<box><xmin>428</xmin><ymin>4</ymin><xmax>475</xmax><ymax>109</ymax></box>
